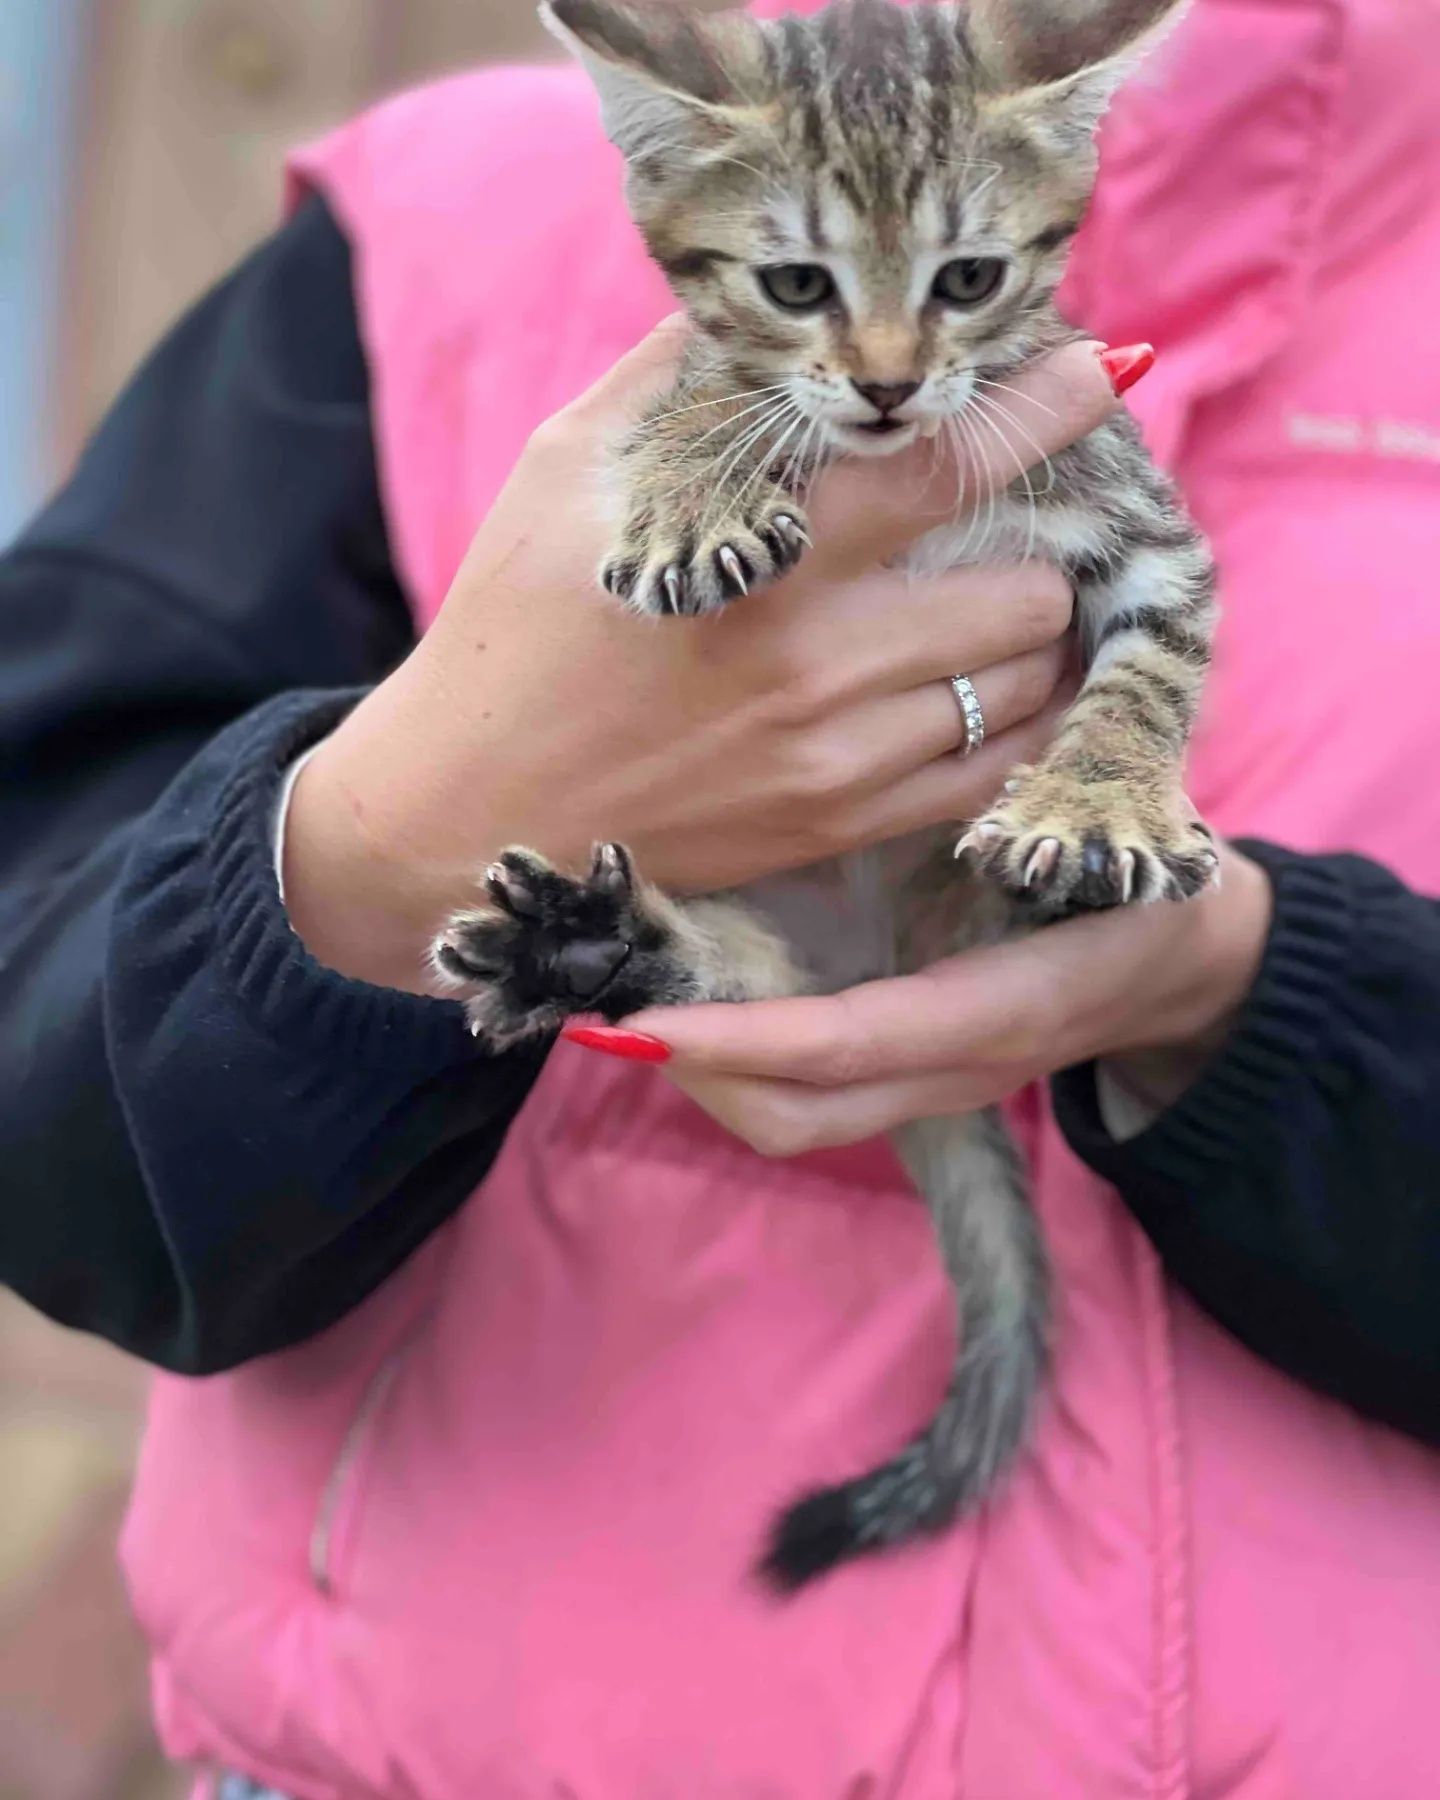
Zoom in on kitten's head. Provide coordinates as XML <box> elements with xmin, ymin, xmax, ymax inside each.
<box><xmin>544</xmin><ymin>0</ymin><xmax>1183</xmax><ymax>456</ymax></box>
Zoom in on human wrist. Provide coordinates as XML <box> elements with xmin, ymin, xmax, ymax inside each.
<box><xmin>280</xmin><ymin>700</ymin><xmax>468</xmax><ymax>993</ymax></box>
<box><xmin>1103</xmin><ymin>846</ymin><xmax>1273</xmax><ymax>1102</ymax></box>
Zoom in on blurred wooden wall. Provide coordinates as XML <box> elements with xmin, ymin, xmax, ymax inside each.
<box><xmin>57</xmin><ymin>0</ymin><xmax>554</xmax><ymax>467</ymax></box>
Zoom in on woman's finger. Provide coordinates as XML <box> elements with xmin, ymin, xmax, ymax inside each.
<box><xmin>560</xmin><ymin>312</ymin><xmax>691</xmax><ymax>430</ymax></box>
<box><xmin>844</xmin><ymin>689</ymin><xmax>1072</xmax><ymax>845</ymax></box>
<box><xmin>836</xmin><ymin>641</ymin><xmax>1069</xmax><ymax>790</ymax></box>
<box><xmin>806</xmin><ymin>340</ymin><xmax>1119</xmax><ymax>575</ymax></box>
<box><xmin>669</xmin><ymin>1065</ymin><xmax>998</xmax><ymax>1158</ymax></box>
<box><xmin>870</xmin><ymin>563</ymin><xmax>1075</xmax><ymax>693</ymax></box>
<box><xmin>628</xmin><ymin>941</ymin><xmax>1056</xmax><ymax>1085</ymax></box>
<box><xmin>629</xmin><ymin>852</ymin><xmax>1249</xmax><ymax>1089</ymax></box>
<box><xmin>769</xmin><ymin>561</ymin><xmax>1074</xmax><ymax>704</ymax></box>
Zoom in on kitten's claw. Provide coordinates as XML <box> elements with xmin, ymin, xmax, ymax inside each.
<box><xmin>1179</xmin><ymin>805</ymin><xmax>1223</xmax><ymax>889</ymax></box>
<box><xmin>485</xmin><ymin>854</ymin><xmax>543</xmax><ymax>919</ymax></box>
<box><xmin>717</xmin><ymin>545</ymin><xmax>750</xmax><ymax>596</ymax></box>
<box><xmin>954</xmin><ymin>820</ymin><xmax>1002</xmax><ymax>860</ymax></box>
<box><xmin>590</xmin><ymin>840</ymin><xmax>634</xmax><ymax>898</ymax></box>
<box><xmin>606</xmin><ymin>493</ymin><xmax>812</xmax><ymax>617</ymax></box>
<box><xmin>1023</xmin><ymin>838</ymin><xmax>1061</xmax><ymax>889</ymax></box>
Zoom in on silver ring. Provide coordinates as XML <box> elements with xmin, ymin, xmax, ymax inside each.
<box><xmin>948</xmin><ymin>674</ymin><xmax>985</xmax><ymax>757</ymax></box>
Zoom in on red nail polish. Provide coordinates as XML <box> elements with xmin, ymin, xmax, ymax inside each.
<box><xmin>561</xmin><ymin>1023</ymin><xmax>672</xmax><ymax>1064</ymax></box>
<box><xmin>1099</xmin><ymin>343</ymin><xmax>1156</xmax><ymax>396</ymax></box>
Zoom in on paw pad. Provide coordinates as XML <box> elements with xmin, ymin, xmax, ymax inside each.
<box><xmin>431</xmin><ymin>843</ymin><xmax>653</xmax><ymax>1048</ymax></box>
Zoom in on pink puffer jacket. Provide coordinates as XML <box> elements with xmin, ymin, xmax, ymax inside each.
<box><xmin>122</xmin><ymin>2</ymin><xmax>1440</xmax><ymax>1795</ymax></box>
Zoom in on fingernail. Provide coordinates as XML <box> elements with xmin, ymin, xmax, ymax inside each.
<box><xmin>561</xmin><ymin>1023</ymin><xmax>672</xmax><ymax>1064</ymax></box>
<box><xmin>1099</xmin><ymin>343</ymin><xmax>1156</xmax><ymax>396</ymax></box>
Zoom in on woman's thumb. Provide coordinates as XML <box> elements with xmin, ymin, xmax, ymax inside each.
<box><xmin>567</xmin><ymin>313</ymin><xmax>690</xmax><ymax>430</ymax></box>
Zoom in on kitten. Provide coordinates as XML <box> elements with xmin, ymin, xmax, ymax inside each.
<box><xmin>433</xmin><ymin>0</ymin><xmax>1217</xmax><ymax>1589</ymax></box>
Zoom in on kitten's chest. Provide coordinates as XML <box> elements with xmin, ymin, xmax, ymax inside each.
<box><xmin>904</xmin><ymin>485</ymin><xmax>1105</xmax><ymax>576</ymax></box>
<box><xmin>730</xmin><ymin>483</ymin><xmax>1090</xmax><ymax>990</ymax></box>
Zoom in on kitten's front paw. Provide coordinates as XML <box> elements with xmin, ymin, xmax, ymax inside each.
<box><xmin>958</xmin><ymin>773</ymin><xmax>1219</xmax><ymax>913</ymax></box>
<box><xmin>432</xmin><ymin>844</ymin><xmax>677</xmax><ymax>1048</ymax></box>
<box><xmin>601</xmin><ymin>492</ymin><xmax>810</xmax><ymax>617</ymax></box>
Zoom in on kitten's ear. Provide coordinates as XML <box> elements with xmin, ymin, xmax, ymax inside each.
<box><xmin>541</xmin><ymin>0</ymin><xmax>760</xmax><ymax>162</ymax></box>
<box><xmin>969</xmin><ymin>0</ymin><xmax>1188</xmax><ymax>140</ymax></box>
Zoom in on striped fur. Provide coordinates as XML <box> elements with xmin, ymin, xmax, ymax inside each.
<box><xmin>442</xmin><ymin>0</ymin><xmax>1214</xmax><ymax>1587</ymax></box>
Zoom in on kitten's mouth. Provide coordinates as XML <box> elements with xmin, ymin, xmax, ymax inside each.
<box><xmin>831</xmin><ymin>417</ymin><xmax>921</xmax><ymax>455</ymax></box>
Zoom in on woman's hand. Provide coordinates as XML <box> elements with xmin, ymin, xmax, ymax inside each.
<box><xmin>612</xmin><ymin>847</ymin><xmax>1274</xmax><ymax>1155</ymax></box>
<box><xmin>284</xmin><ymin>319</ymin><xmax>1122</xmax><ymax>991</ymax></box>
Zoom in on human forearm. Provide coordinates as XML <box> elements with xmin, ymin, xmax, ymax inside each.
<box><xmin>0</xmin><ymin>198</ymin><xmax>533</xmax><ymax>1365</ymax></box>
<box><xmin>1088</xmin><ymin>845</ymin><xmax>1273</xmax><ymax>1123</ymax></box>
<box><xmin>1</xmin><ymin>689</ymin><xmax>538</xmax><ymax>1370</ymax></box>
<box><xmin>1055</xmin><ymin>843</ymin><xmax>1440</xmax><ymax>1443</ymax></box>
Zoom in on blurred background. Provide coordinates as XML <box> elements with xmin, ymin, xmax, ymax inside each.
<box><xmin>0</xmin><ymin>8</ymin><xmax>553</xmax><ymax>1796</ymax></box>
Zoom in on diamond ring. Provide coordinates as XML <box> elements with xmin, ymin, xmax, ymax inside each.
<box><xmin>948</xmin><ymin>674</ymin><xmax>985</xmax><ymax>757</ymax></box>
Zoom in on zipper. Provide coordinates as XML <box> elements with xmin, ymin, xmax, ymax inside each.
<box><xmin>308</xmin><ymin>1350</ymin><xmax>405</xmax><ymax>1598</ymax></box>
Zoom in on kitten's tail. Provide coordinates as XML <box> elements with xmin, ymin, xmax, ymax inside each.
<box><xmin>761</xmin><ymin>1111</ymin><xmax>1048</xmax><ymax>1592</ymax></box>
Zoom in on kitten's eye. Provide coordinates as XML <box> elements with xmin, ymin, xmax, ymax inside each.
<box><xmin>757</xmin><ymin>264</ymin><xmax>835</xmax><ymax>311</ymax></box>
<box><xmin>932</xmin><ymin>258</ymin><xmax>1007</xmax><ymax>307</ymax></box>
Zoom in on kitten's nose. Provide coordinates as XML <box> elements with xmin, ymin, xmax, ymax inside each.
<box><xmin>852</xmin><ymin>378</ymin><xmax>921</xmax><ymax>415</ymax></box>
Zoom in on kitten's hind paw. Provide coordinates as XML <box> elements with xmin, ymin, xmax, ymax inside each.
<box><xmin>432</xmin><ymin>844</ymin><xmax>684</xmax><ymax>1049</ymax></box>
<box><xmin>602</xmin><ymin>498</ymin><xmax>810</xmax><ymax>617</ymax></box>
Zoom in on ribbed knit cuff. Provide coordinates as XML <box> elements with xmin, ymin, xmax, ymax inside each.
<box><xmin>206</xmin><ymin>689</ymin><xmax>482</xmax><ymax>1069</ymax></box>
<box><xmin>1053</xmin><ymin>840</ymin><xmax>1359</xmax><ymax>1189</ymax></box>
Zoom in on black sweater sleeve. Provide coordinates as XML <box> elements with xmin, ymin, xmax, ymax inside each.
<box><xmin>1</xmin><ymin>198</ymin><xmax>540</xmax><ymax>1374</ymax></box>
<box><xmin>1054</xmin><ymin>841</ymin><xmax>1440</xmax><ymax>1447</ymax></box>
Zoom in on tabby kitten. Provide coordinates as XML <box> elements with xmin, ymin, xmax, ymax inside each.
<box><xmin>434</xmin><ymin>0</ymin><xmax>1217</xmax><ymax>1588</ymax></box>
